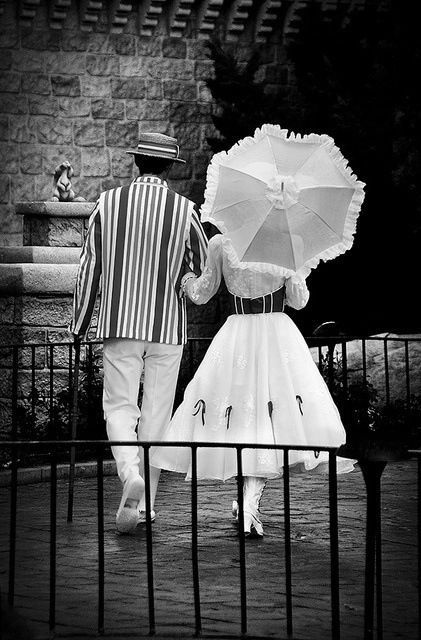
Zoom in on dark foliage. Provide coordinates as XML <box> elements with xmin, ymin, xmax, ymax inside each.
<box><xmin>318</xmin><ymin>349</ymin><xmax>421</xmax><ymax>457</ymax></box>
<box><xmin>205</xmin><ymin>4</ymin><xmax>421</xmax><ymax>335</ymax></box>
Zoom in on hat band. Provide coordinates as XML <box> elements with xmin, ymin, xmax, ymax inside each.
<box><xmin>137</xmin><ymin>141</ymin><xmax>179</xmax><ymax>159</ymax></box>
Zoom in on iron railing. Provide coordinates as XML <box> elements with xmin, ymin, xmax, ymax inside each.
<box><xmin>0</xmin><ymin>335</ymin><xmax>420</xmax><ymax>639</ymax></box>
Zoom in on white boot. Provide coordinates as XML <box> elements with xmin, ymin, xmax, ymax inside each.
<box><xmin>233</xmin><ymin>476</ymin><xmax>266</xmax><ymax>538</ymax></box>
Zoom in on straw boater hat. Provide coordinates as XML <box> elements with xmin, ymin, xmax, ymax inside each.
<box><xmin>126</xmin><ymin>132</ymin><xmax>186</xmax><ymax>164</ymax></box>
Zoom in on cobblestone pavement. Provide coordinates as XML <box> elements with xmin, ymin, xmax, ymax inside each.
<box><xmin>0</xmin><ymin>459</ymin><xmax>418</xmax><ymax>640</ymax></box>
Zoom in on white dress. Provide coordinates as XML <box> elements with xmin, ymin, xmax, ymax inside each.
<box><xmin>150</xmin><ymin>234</ymin><xmax>354</xmax><ymax>481</ymax></box>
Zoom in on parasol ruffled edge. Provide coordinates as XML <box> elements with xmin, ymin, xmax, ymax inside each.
<box><xmin>200</xmin><ymin>123</ymin><xmax>366</xmax><ymax>276</ymax></box>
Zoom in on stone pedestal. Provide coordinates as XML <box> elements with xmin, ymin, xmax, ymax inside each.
<box><xmin>1</xmin><ymin>201</ymin><xmax>95</xmax><ymax>346</ymax></box>
<box><xmin>0</xmin><ymin>201</ymin><xmax>95</xmax><ymax>432</ymax></box>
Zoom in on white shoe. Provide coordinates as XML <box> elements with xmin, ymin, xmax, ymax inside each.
<box><xmin>116</xmin><ymin>475</ymin><xmax>145</xmax><ymax>534</ymax></box>
<box><xmin>232</xmin><ymin>500</ymin><xmax>239</xmax><ymax>519</ymax></box>
<box><xmin>137</xmin><ymin>509</ymin><xmax>156</xmax><ymax>525</ymax></box>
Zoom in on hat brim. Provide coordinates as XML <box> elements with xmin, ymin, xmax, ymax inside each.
<box><xmin>126</xmin><ymin>150</ymin><xmax>186</xmax><ymax>164</ymax></box>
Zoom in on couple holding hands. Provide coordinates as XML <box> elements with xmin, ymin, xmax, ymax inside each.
<box><xmin>70</xmin><ymin>130</ymin><xmax>354</xmax><ymax>539</ymax></box>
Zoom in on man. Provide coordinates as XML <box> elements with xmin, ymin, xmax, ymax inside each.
<box><xmin>70</xmin><ymin>132</ymin><xmax>208</xmax><ymax>534</ymax></box>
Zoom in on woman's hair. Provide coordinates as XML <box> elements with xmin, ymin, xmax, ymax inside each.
<box><xmin>134</xmin><ymin>155</ymin><xmax>174</xmax><ymax>175</ymax></box>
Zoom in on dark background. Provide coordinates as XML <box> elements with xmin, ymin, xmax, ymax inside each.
<box><xmin>204</xmin><ymin>2</ymin><xmax>420</xmax><ymax>336</ymax></box>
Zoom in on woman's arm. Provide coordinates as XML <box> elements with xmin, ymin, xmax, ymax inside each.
<box><xmin>181</xmin><ymin>235</ymin><xmax>223</xmax><ymax>305</ymax></box>
<box><xmin>285</xmin><ymin>273</ymin><xmax>310</xmax><ymax>310</ymax></box>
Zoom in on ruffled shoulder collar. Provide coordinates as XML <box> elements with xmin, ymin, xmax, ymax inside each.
<box><xmin>216</xmin><ymin>234</ymin><xmax>310</xmax><ymax>278</ymax></box>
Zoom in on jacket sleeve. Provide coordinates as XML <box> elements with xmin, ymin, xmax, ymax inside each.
<box><xmin>182</xmin><ymin>235</ymin><xmax>223</xmax><ymax>305</ymax></box>
<box><xmin>69</xmin><ymin>201</ymin><xmax>102</xmax><ymax>336</ymax></box>
<box><xmin>184</xmin><ymin>205</ymin><xmax>208</xmax><ymax>277</ymax></box>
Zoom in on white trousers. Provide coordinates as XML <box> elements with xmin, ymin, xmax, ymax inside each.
<box><xmin>103</xmin><ymin>338</ymin><xmax>183</xmax><ymax>510</ymax></box>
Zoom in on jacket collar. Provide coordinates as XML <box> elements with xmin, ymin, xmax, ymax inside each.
<box><xmin>133</xmin><ymin>175</ymin><xmax>168</xmax><ymax>187</ymax></box>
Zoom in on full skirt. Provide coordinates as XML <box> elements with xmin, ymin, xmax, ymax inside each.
<box><xmin>150</xmin><ymin>313</ymin><xmax>354</xmax><ymax>480</ymax></box>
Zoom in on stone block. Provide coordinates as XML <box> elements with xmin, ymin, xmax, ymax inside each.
<box><xmin>17</xmin><ymin>368</ymin><xmax>69</xmax><ymax>403</ymax></box>
<box><xmin>51</xmin><ymin>75</ymin><xmax>81</xmax><ymax>97</ymax></box>
<box><xmin>0</xmin><ymin>33</ymin><xmax>19</xmax><ymax>49</ymax></box>
<box><xmin>11</xmin><ymin>175</ymin><xmax>37</xmax><ymax>202</ymax></box>
<box><xmin>126</xmin><ymin>99</ymin><xmax>170</xmax><ymax>121</ymax></box>
<box><xmin>111</xmin><ymin>34</ymin><xmax>137</xmax><ymax>55</ymax></box>
<box><xmin>0</xmin><ymin>369</ymin><xmax>12</xmax><ymax>398</ymax></box>
<box><xmin>74</xmin><ymin>122</ymin><xmax>105</xmax><ymax>147</ymax></box>
<box><xmin>59</xmin><ymin>97</ymin><xmax>91</xmax><ymax>117</ymax></box>
<box><xmin>101</xmin><ymin>177</ymin><xmax>122</xmax><ymax>191</ymax></box>
<box><xmin>0</xmin><ymin>297</ymin><xmax>14</xmax><ymax>324</ymax></box>
<box><xmin>34</xmin><ymin>174</ymin><xmax>54</xmax><ymax>202</ymax></box>
<box><xmin>45</xmin><ymin>52</ymin><xmax>86</xmax><ymax>76</ymax></box>
<box><xmin>163</xmin><ymin>81</ymin><xmax>196</xmax><ymax>102</ymax></box>
<box><xmin>81</xmin><ymin>76</ymin><xmax>110</xmax><ymax>98</ymax></box>
<box><xmin>21</xmin><ymin>31</ymin><xmax>61</xmax><ymax>51</ymax></box>
<box><xmin>0</xmin><ymin>94</ymin><xmax>28</xmax><ymax>115</ymax></box>
<box><xmin>11</xmin><ymin>50</ymin><xmax>45</xmax><ymax>73</ymax></box>
<box><xmin>0</xmin><ymin>204</ymin><xmax>21</xmax><ymax>236</ymax></box>
<box><xmin>0</xmin><ymin>174</ymin><xmax>9</xmax><ymax>203</ymax></box>
<box><xmin>173</xmin><ymin>123</ymin><xmax>203</xmax><ymax>150</ymax></box>
<box><xmin>23</xmin><ymin>217</ymin><xmax>84</xmax><ymax>247</ymax></box>
<box><xmin>187</xmin><ymin>41</ymin><xmax>210</xmax><ymax>61</ymax></box>
<box><xmin>87</xmin><ymin>33</ymin><xmax>136</xmax><ymax>56</ymax></box>
<box><xmin>41</xmin><ymin>146</ymin><xmax>81</xmax><ymax>175</ymax></box>
<box><xmin>0</xmin><ymin>50</ymin><xmax>11</xmax><ymax>71</ymax></box>
<box><xmin>0</xmin><ymin>144</ymin><xmax>18</xmax><ymax>173</ymax></box>
<box><xmin>0</xmin><ymin>230</ymin><xmax>22</xmax><ymax>247</ymax></box>
<box><xmin>35</xmin><ymin>117</ymin><xmax>73</xmax><ymax>145</ymax></box>
<box><xmin>137</xmin><ymin>37</ymin><xmax>162</xmax><ymax>57</ymax></box>
<box><xmin>82</xmin><ymin>148</ymin><xmax>110</xmax><ymax>177</ymax></box>
<box><xmin>61</xmin><ymin>32</ymin><xmax>90</xmax><ymax>52</ymax></box>
<box><xmin>195</xmin><ymin>60</ymin><xmax>215</xmax><ymax>81</ymax></box>
<box><xmin>146</xmin><ymin>81</ymin><xmax>163</xmax><ymax>100</ymax></box>
<box><xmin>70</xmin><ymin>177</ymin><xmax>100</xmax><ymax>202</ymax></box>
<box><xmin>91</xmin><ymin>99</ymin><xmax>124</xmax><ymax>120</ymax></box>
<box><xmin>0</xmin><ymin>115</ymin><xmax>8</xmax><ymax>141</ymax></box>
<box><xmin>137</xmin><ymin>120</ymin><xmax>172</xmax><ymax>136</ymax></box>
<box><xmin>86</xmin><ymin>54</ymin><xmax>119</xmax><ymax>76</ymax></box>
<box><xmin>9</xmin><ymin>116</ymin><xmax>37</xmax><ymax>143</ymax></box>
<box><xmin>29</xmin><ymin>96</ymin><xmax>59</xmax><ymax>116</ymax></box>
<box><xmin>105</xmin><ymin>121</ymin><xmax>138</xmax><ymax>147</ymax></box>
<box><xmin>111</xmin><ymin>78</ymin><xmax>146</xmax><ymax>99</ymax></box>
<box><xmin>0</xmin><ymin>73</ymin><xmax>20</xmax><ymax>93</ymax></box>
<box><xmin>169</xmin><ymin>101</ymin><xmax>212</xmax><ymax>124</ymax></box>
<box><xmin>46</xmin><ymin>331</ymin><xmax>74</xmax><ymax>369</ymax></box>
<box><xmin>19</xmin><ymin>296</ymin><xmax>74</xmax><ymax>328</ymax></box>
<box><xmin>0</xmin><ymin>327</ymin><xmax>47</xmax><ymax>368</ymax></box>
<box><xmin>162</xmin><ymin>38</ymin><xmax>187</xmax><ymax>59</ymax></box>
<box><xmin>197</xmin><ymin>82</ymin><xmax>213</xmax><ymax>104</ymax></box>
<box><xmin>156</xmin><ymin>59</ymin><xmax>196</xmax><ymax>81</ymax></box>
<box><xmin>111</xmin><ymin>149</ymin><xmax>133</xmax><ymax>177</ymax></box>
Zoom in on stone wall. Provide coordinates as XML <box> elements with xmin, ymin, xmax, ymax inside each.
<box><xmin>0</xmin><ymin>0</ymin><xmax>285</xmax><ymax>246</ymax></box>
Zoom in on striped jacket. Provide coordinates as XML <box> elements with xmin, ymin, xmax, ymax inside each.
<box><xmin>70</xmin><ymin>176</ymin><xmax>208</xmax><ymax>345</ymax></box>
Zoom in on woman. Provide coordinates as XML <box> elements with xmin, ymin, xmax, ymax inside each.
<box><xmin>150</xmin><ymin>232</ymin><xmax>354</xmax><ymax>537</ymax></box>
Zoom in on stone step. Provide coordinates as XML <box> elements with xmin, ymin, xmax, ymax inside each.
<box><xmin>0</xmin><ymin>263</ymin><xmax>77</xmax><ymax>294</ymax></box>
<box><xmin>0</xmin><ymin>247</ymin><xmax>80</xmax><ymax>264</ymax></box>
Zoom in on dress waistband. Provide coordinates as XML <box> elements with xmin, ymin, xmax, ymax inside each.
<box><xmin>228</xmin><ymin>287</ymin><xmax>286</xmax><ymax>315</ymax></box>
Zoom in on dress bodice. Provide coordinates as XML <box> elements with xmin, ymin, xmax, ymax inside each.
<box><xmin>184</xmin><ymin>234</ymin><xmax>309</xmax><ymax>310</ymax></box>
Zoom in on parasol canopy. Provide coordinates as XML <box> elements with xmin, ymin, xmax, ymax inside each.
<box><xmin>201</xmin><ymin>124</ymin><xmax>365</xmax><ymax>276</ymax></box>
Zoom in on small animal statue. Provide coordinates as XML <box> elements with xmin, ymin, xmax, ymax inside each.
<box><xmin>51</xmin><ymin>161</ymin><xmax>85</xmax><ymax>202</ymax></box>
